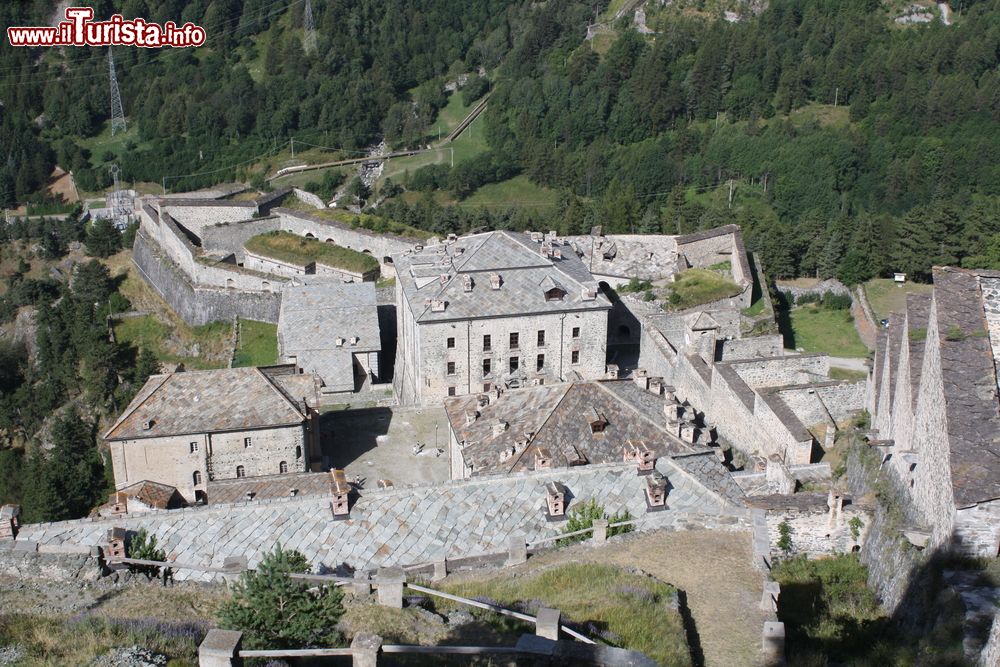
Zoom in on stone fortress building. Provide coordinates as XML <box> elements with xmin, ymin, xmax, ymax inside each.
<box><xmin>868</xmin><ymin>266</ymin><xmax>1000</xmax><ymax>558</ymax></box>
<box><xmin>104</xmin><ymin>365</ymin><xmax>321</xmax><ymax>504</ymax></box>
<box><xmin>392</xmin><ymin>230</ymin><xmax>612</xmax><ymax>405</ymax></box>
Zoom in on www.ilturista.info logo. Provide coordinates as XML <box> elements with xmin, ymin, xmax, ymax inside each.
<box><xmin>7</xmin><ymin>7</ymin><xmax>206</xmax><ymax>48</ymax></box>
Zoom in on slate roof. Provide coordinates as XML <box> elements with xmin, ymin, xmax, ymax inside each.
<box><xmin>17</xmin><ymin>462</ymin><xmax>745</xmax><ymax>582</ymax></box>
<box><xmin>932</xmin><ymin>268</ymin><xmax>1000</xmax><ymax>506</ymax></box>
<box><xmin>393</xmin><ymin>231</ymin><xmax>610</xmax><ymax>323</ymax></box>
<box><xmin>206</xmin><ymin>471</ymin><xmax>334</xmax><ymax>505</ymax></box>
<box><xmin>104</xmin><ymin>367</ymin><xmax>308</xmax><ymax>441</ymax></box>
<box><xmin>906</xmin><ymin>293</ymin><xmax>932</xmax><ymax>411</ymax></box>
<box><xmin>278</xmin><ymin>282</ymin><xmax>381</xmax><ymax>392</ymax></box>
<box><xmin>444</xmin><ymin>380</ymin><xmax>705</xmax><ymax>476</ymax></box>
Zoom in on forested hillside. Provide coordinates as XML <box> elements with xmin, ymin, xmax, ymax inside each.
<box><xmin>3</xmin><ymin>0</ymin><xmax>1000</xmax><ymax>280</ymax></box>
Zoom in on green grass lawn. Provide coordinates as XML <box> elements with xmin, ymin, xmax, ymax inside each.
<box><xmin>459</xmin><ymin>175</ymin><xmax>559</xmax><ymax>210</ymax></box>
<box><xmin>439</xmin><ymin>563</ymin><xmax>691</xmax><ymax>666</ymax></box>
<box><xmin>665</xmin><ymin>268</ymin><xmax>743</xmax><ymax>310</ymax></box>
<box><xmin>113</xmin><ymin>315</ymin><xmax>230</xmax><ymax>370</ymax></box>
<box><xmin>863</xmin><ymin>278</ymin><xmax>934</xmax><ymax>322</ymax></box>
<box><xmin>245</xmin><ymin>230</ymin><xmax>380</xmax><ymax>274</ymax></box>
<box><xmin>782</xmin><ymin>303</ymin><xmax>869</xmax><ymax>358</ymax></box>
<box><xmin>270</xmin><ymin>165</ymin><xmax>350</xmax><ymax>190</ymax></box>
<box><xmin>233</xmin><ymin>319</ymin><xmax>277</xmax><ymax>367</ymax></box>
<box><xmin>75</xmin><ymin>122</ymin><xmax>150</xmax><ymax>168</ymax></box>
<box><xmin>434</xmin><ymin>91</ymin><xmax>477</xmax><ymax>137</ymax></box>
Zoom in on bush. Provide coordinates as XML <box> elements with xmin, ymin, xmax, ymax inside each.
<box><xmin>126</xmin><ymin>527</ymin><xmax>166</xmax><ymax>579</ymax></box>
<box><xmin>820</xmin><ymin>291</ymin><xmax>852</xmax><ymax>310</ymax></box>
<box><xmin>557</xmin><ymin>498</ymin><xmax>633</xmax><ymax>546</ymax></box>
<box><xmin>217</xmin><ymin>544</ymin><xmax>344</xmax><ymax>650</ymax></box>
<box><xmin>777</xmin><ymin>521</ymin><xmax>793</xmax><ymax>554</ymax></box>
<box><xmin>461</xmin><ymin>74</ymin><xmax>490</xmax><ymax>106</ymax></box>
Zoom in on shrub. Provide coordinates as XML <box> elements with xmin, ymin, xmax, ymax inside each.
<box><xmin>217</xmin><ymin>544</ymin><xmax>344</xmax><ymax>650</ymax></box>
<box><xmin>849</xmin><ymin>516</ymin><xmax>864</xmax><ymax>541</ymax></box>
<box><xmin>777</xmin><ymin>521</ymin><xmax>793</xmax><ymax>554</ymax></box>
<box><xmin>126</xmin><ymin>528</ymin><xmax>166</xmax><ymax>579</ymax></box>
<box><xmin>557</xmin><ymin>498</ymin><xmax>633</xmax><ymax>546</ymax></box>
<box><xmin>820</xmin><ymin>291</ymin><xmax>852</xmax><ymax>310</ymax></box>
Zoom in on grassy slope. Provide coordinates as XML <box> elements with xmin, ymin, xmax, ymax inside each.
<box><xmin>667</xmin><ymin>268</ymin><xmax>743</xmax><ymax>310</ymax></box>
<box><xmin>784</xmin><ymin>303</ymin><xmax>869</xmax><ymax>358</ymax></box>
<box><xmin>439</xmin><ymin>563</ymin><xmax>691</xmax><ymax>666</ymax></box>
<box><xmin>245</xmin><ymin>230</ymin><xmax>379</xmax><ymax>273</ymax></box>
<box><xmin>459</xmin><ymin>175</ymin><xmax>559</xmax><ymax>210</ymax></box>
<box><xmin>233</xmin><ymin>319</ymin><xmax>278</xmax><ymax>367</ymax></box>
<box><xmin>863</xmin><ymin>278</ymin><xmax>934</xmax><ymax>322</ymax></box>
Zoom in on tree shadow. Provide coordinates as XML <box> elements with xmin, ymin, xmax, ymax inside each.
<box><xmin>774</xmin><ymin>291</ymin><xmax>796</xmax><ymax>349</ymax></box>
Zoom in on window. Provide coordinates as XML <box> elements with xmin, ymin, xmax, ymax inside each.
<box><xmin>295</xmin><ymin>445</ymin><xmax>302</xmax><ymax>459</ymax></box>
<box><xmin>483</xmin><ymin>335</ymin><xmax>491</xmax><ymax>351</ymax></box>
<box><xmin>279</xmin><ymin>461</ymin><xmax>288</xmax><ymax>474</ymax></box>
<box><xmin>447</xmin><ymin>361</ymin><xmax>456</xmax><ymax>375</ymax></box>
<box><xmin>509</xmin><ymin>356</ymin><xmax>519</xmax><ymax>372</ymax></box>
<box><xmin>572</xmin><ymin>327</ymin><xmax>580</xmax><ymax>339</ymax></box>
<box><xmin>193</xmin><ymin>471</ymin><xmax>202</xmax><ymax>486</ymax></box>
<box><xmin>537</xmin><ymin>354</ymin><xmax>545</xmax><ymax>371</ymax></box>
<box><xmin>236</xmin><ymin>465</ymin><xmax>246</xmax><ymax>479</ymax></box>
<box><xmin>510</xmin><ymin>332</ymin><xmax>519</xmax><ymax>349</ymax></box>
<box><xmin>189</xmin><ymin>441</ymin><xmax>198</xmax><ymax>453</ymax></box>
<box><xmin>537</xmin><ymin>330</ymin><xmax>545</xmax><ymax>346</ymax></box>
<box><xmin>448</xmin><ymin>386</ymin><xmax>456</xmax><ymax>396</ymax></box>
<box><xmin>243</xmin><ymin>437</ymin><xmax>252</xmax><ymax>448</ymax></box>
<box><xmin>446</xmin><ymin>337</ymin><xmax>455</xmax><ymax>349</ymax></box>
<box><xmin>483</xmin><ymin>358</ymin><xmax>492</xmax><ymax>376</ymax></box>
<box><xmin>571</xmin><ymin>350</ymin><xmax>580</xmax><ymax>364</ymax></box>
<box><xmin>483</xmin><ymin>382</ymin><xmax>492</xmax><ymax>392</ymax></box>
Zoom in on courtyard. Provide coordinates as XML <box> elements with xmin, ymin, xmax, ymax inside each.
<box><xmin>323</xmin><ymin>406</ymin><xmax>452</xmax><ymax>488</ymax></box>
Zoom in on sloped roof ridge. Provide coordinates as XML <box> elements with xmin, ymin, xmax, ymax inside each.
<box><xmin>504</xmin><ymin>383</ymin><xmax>574</xmax><ymax>473</ymax></box>
<box><xmin>103</xmin><ymin>373</ymin><xmax>173</xmax><ymax>439</ymax></box>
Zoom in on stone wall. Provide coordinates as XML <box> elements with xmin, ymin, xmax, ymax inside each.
<box><xmin>292</xmin><ymin>188</ymin><xmax>326</xmax><ymax>209</ymax></box>
<box><xmin>728</xmin><ymin>355</ymin><xmax>829</xmax><ymax>389</ymax></box>
<box><xmin>200</xmin><ymin>217</ymin><xmax>280</xmax><ymax>262</ymax></box>
<box><xmin>275</xmin><ymin>209</ymin><xmax>417</xmax><ymax>266</ymax></box>
<box><xmin>764</xmin><ymin>502</ymin><xmax>870</xmax><ymax>559</ymax></box>
<box><xmin>776</xmin><ymin>278</ymin><xmax>850</xmax><ymax>301</ymax></box>
<box><xmin>954</xmin><ymin>500</ymin><xmax>1000</xmax><ymax>558</ymax></box>
<box><xmin>718</xmin><ymin>335</ymin><xmax>784</xmax><ymax>360</ymax></box>
<box><xmin>980</xmin><ymin>614</ymin><xmax>1000</xmax><ymax>667</ymax></box>
<box><xmin>0</xmin><ymin>541</ymin><xmax>100</xmax><ymax>581</ymax></box>
<box><xmin>159</xmin><ymin>201</ymin><xmax>257</xmax><ymax>237</ymax></box>
<box><xmin>675</xmin><ymin>225</ymin><xmax>750</xmax><ymax>286</ymax></box>
<box><xmin>132</xmin><ymin>233</ymin><xmax>281</xmax><ymax>326</ymax></box>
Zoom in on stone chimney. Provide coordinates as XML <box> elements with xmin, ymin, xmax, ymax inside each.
<box><xmin>648</xmin><ymin>377</ymin><xmax>663</xmax><ymax>395</ymax></box>
<box><xmin>490</xmin><ymin>273</ymin><xmax>502</xmax><ymax>290</ymax></box>
<box><xmin>605</xmin><ymin>364</ymin><xmax>619</xmax><ymax>380</ymax></box>
<box><xmin>581</xmin><ymin>284</ymin><xmax>598</xmax><ymax>301</ymax></box>
<box><xmin>663</xmin><ymin>385</ymin><xmax>676</xmax><ymax>402</ymax></box>
<box><xmin>430</xmin><ymin>299</ymin><xmax>446</xmax><ymax>312</ymax></box>
<box><xmin>105</xmin><ymin>527</ymin><xmax>127</xmax><ymax>559</ymax></box>
<box><xmin>491</xmin><ymin>419</ymin><xmax>508</xmax><ymax>437</ymax></box>
<box><xmin>109</xmin><ymin>492</ymin><xmax>128</xmax><ymax>517</ymax></box>
<box><xmin>534</xmin><ymin>448</ymin><xmax>552</xmax><ymax>470</ymax></box>
<box><xmin>645</xmin><ymin>474</ymin><xmax>667</xmax><ymax>509</ymax></box>
<box><xmin>330</xmin><ymin>469</ymin><xmax>351</xmax><ymax>519</ymax></box>
<box><xmin>545</xmin><ymin>482</ymin><xmax>565</xmax><ymax>519</ymax></box>
<box><xmin>463</xmin><ymin>275</ymin><xmax>474</xmax><ymax>292</ymax></box>
<box><xmin>465</xmin><ymin>410</ymin><xmax>479</xmax><ymax>425</ymax></box>
<box><xmin>624</xmin><ymin>439</ymin><xmax>656</xmax><ymax>473</ymax></box>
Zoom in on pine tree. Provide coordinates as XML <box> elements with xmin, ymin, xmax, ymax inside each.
<box><xmin>85</xmin><ymin>218</ymin><xmax>122</xmax><ymax>258</ymax></box>
<box><xmin>217</xmin><ymin>544</ymin><xmax>345</xmax><ymax>650</ymax></box>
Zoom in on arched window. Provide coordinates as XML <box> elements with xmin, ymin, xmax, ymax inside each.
<box><xmin>279</xmin><ymin>461</ymin><xmax>288</xmax><ymax>474</ymax></box>
<box><xmin>236</xmin><ymin>465</ymin><xmax>245</xmax><ymax>478</ymax></box>
<box><xmin>193</xmin><ymin>470</ymin><xmax>202</xmax><ymax>486</ymax></box>
<box><xmin>295</xmin><ymin>445</ymin><xmax>302</xmax><ymax>459</ymax></box>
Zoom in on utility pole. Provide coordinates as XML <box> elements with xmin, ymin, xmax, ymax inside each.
<box><xmin>303</xmin><ymin>0</ymin><xmax>317</xmax><ymax>55</ymax></box>
<box><xmin>728</xmin><ymin>179</ymin><xmax>734</xmax><ymax>208</ymax></box>
<box><xmin>834</xmin><ymin>87</ymin><xmax>839</xmax><ymax>107</ymax></box>
<box><xmin>290</xmin><ymin>138</ymin><xmax>295</xmax><ymax>158</ymax></box>
<box><xmin>108</xmin><ymin>48</ymin><xmax>127</xmax><ymax>136</ymax></box>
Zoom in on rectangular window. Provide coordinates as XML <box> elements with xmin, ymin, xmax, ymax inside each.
<box><xmin>509</xmin><ymin>356</ymin><xmax>519</xmax><ymax>372</ymax></box>
<box><xmin>483</xmin><ymin>335</ymin><xmax>491</xmax><ymax>351</ymax></box>
<box><xmin>509</xmin><ymin>332</ymin><xmax>519</xmax><ymax>349</ymax></box>
<box><xmin>447</xmin><ymin>361</ymin><xmax>456</xmax><ymax>375</ymax></box>
<box><xmin>448</xmin><ymin>386</ymin><xmax>456</xmax><ymax>396</ymax></box>
<box><xmin>446</xmin><ymin>337</ymin><xmax>455</xmax><ymax>349</ymax></box>
<box><xmin>536</xmin><ymin>354</ymin><xmax>545</xmax><ymax>371</ymax></box>
<box><xmin>482</xmin><ymin>358</ymin><xmax>491</xmax><ymax>376</ymax></box>
<box><xmin>537</xmin><ymin>330</ymin><xmax>545</xmax><ymax>346</ymax></box>
<box><xmin>243</xmin><ymin>437</ymin><xmax>252</xmax><ymax>448</ymax></box>
<box><xmin>572</xmin><ymin>327</ymin><xmax>580</xmax><ymax>339</ymax></box>
<box><xmin>484</xmin><ymin>382</ymin><xmax>491</xmax><ymax>392</ymax></box>
<box><xmin>571</xmin><ymin>350</ymin><xmax>580</xmax><ymax>364</ymax></box>
<box><xmin>190</xmin><ymin>441</ymin><xmax>198</xmax><ymax>453</ymax></box>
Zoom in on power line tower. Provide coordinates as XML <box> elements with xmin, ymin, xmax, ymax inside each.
<box><xmin>303</xmin><ymin>0</ymin><xmax>317</xmax><ymax>55</ymax></box>
<box><xmin>108</xmin><ymin>48</ymin><xmax>127</xmax><ymax>136</ymax></box>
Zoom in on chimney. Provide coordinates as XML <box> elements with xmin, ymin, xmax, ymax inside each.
<box><xmin>530</xmin><ymin>231</ymin><xmax>543</xmax><ymax>243</ymax></box>
<box><xmin>545</xmin><ymin>482</ymin><xmax>566</xmax><ymax>519</ymax></box>
<box><xmin>552</xmin><ymin>248</ymin><xmax>562</xmax><ymax>260</ymax></box>
<box><xmin>476</xmin><ymin>393</ymin><xmax>490</xmax><ymax>408</ymax></box>
<box><xmin>463</xmin><ymin>275</ymin><xmax>474</xmax><ymax>292</ymax></box>
<box><xmin>499</xmin><ymin>445</ymin><xmax>516</xmax><ymax>462</ymax></box>
<box><xmin>648</xmin><ymin>377</ymin><xmax>663</xmax><ymax>395</ymax></box>
<box><xmin>430</xmin><ymin>299</ymin><xmax>446</xmax><ymax>312</ymax></box>
<box><xmin>605</xmin><ymin>364</ymin><xmax>619</xmax><ymax>380</ymax></box>
<box><xmin>491</xmin><ymin>419</ymin><xmax>508</xmax><ymax>437</ymax></box>
<box><xmin>624</xmin><ymin>440</ymin><xmax>656</xmax><ymax>473</ymax></box>
<box><xmin>581</xmin><ymin>284</ymin><xmax>597</xmax><ymax>301</ymax></box>
<box><xmin>142</xmin><ymin>419</ymin><xmax>154</xmax><ymax>430</ymax></box>
<box><xmin>105</xmin><ymin>527</ymin><xmax>127</xmax><ymax>559</ymax></box>
<box><xmin>109</xmin><ymin>492</ymin><xmax>128</xmax><ymax>517</ymax></box>
<box><xmin>490</xmin><ymin>273</ymin><xmax>502</xmax><ymax>290</ymax></box>
<box><xmin>335</xmin><ymin>337</ymin><xmax>345</xmax><ymax>347</ymax></box>
<box><xmin>465</xmin><ymin>409</ymin><xmax>479</xmax><ymax>425</ymax></box>
<box><xmin>645</xmin><ymin>474</ymin><xmax>668</xmax><ymax>509</ymax></box>
<box><xmin>534</xmin><ymin>448</ymin><xmax>552</xmax><ymax>470</ymax></box>
<box><xmin>330</xmin><ymin>469</ymin><xmax>351</xmax><ymax>519</ymax></box>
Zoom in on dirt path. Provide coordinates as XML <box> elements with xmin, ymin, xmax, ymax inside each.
<box><xmin>507</xmin><ymin>530</ymin><xmax>766</xmax><ymax>667</ymax></box>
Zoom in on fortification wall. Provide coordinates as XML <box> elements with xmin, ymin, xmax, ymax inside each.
<box><xmin>275</xmin><ymin>209</ymin><xmax>417</xmax><ymax>262</ymax></box>
<box><xmin>954</xmin><ymin>500</ymin><xmax>1000</xmax><ymax>558</ymax></box>
<box><xmin>763</xmin><ymin>503</ymin><xmax>869</xmax><ymax>559</ymax></box>
<box><xmin>132</xmin><ymin>233</ymin><xmax>281</xmax><ymax>325</ymax></box>
<box><xmin>719</xmin><ymin>335</ymin><xmax>784</xmax><ymax>360</ymax></box>
<box><xmin>159</xmin><ymin>202</ymin><xmax>257</xmax><ymax>236</ymax></box>
<box><xmin>815</xmin><ymin>382</ymin><xmax>867</xmax><ymax>421</ymax></box>
<box><xmin>728</xmin><ymin>355</ymin><xmax>829</xmax><ymax>389</ymax></box>
<box><xmin>774</xmin><ymin>387</ymin><xmax>831</xmax><ymax>430</ymax></box>
<box><xmin>292</xmin><ymin>188</ymin><xmax>326</xmax><ymax>209</ymax></box>
<box><xmin>200</xmin><ymin>217</ymin><xmax>280</xmax><ymax>261</ymax></box>
<box><xmin>0</xmin><ymin>541</ymin><xmax>100</xmax><ymax>581</ymax></box>
<box><xmin>676</xmin><ymin>225</ymin><xmax>751</xmax><ymax>286</ymax></box>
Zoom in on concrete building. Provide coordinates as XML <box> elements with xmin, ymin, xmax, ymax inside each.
<box><xmin>393</xmin><ymin>231</ymin><xmax>612</xmax><ymax>405</ymax></box>
<box><xmin>868</xmin><ymin>267</ymin><xmax>1000</xmax><ymax>557</ymax></box>
<box><xmin>278</xmin><ymin>282</ymin><xmax>383</xmax><ymax>397</ymax></box>
<box><xmin>443</xmin><ymin>378</ymin><xmax>707</xmax><ymax>479</ymax></box>
<box><xmin>104</xmin><ymin>366</ymin><xmax>321</xmax><ymax>504</ymax></box>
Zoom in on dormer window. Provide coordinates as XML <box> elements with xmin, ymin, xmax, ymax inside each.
<box><xmin>544</xmin><ymin>287</ymin><xmax>565</xmax><ymax>301</ymax></box>
<box><xmin>585</xmin><ymin>408</ymin><xmax>607</xmax><ymax>434</ymax></box>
